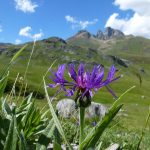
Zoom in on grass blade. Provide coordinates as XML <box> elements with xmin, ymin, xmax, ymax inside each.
<box><xmin>43</xmin><ymin>79</ymin><xmax>73</xmax><ymax>150</ymax></box>
<box><xmin>3</xmin><ymin>115</ymin><xmax>18</xmax><ymax>150</ymax></box>
<box><xmin>136</xmin><ymin>107</ymin><xmax>150</xmax><ymax>150</ymax></box>
<box><xmin>0</xmin><ymin>72</ymin><xmax>9</xmax><ymax>98</ymax></box>
<box><xmin>10</xmin><ymin>44</ymin><xmax>27</xmax><ymax>64</ymax></box>
<box><xmin>1</xmin><ymin>45</ymin><xmax>27</xmax><ymax>78</ymax></box>
<box><xmin>18</xmin><ymin>131</ymin><xmax>27</xmax><ymax>150</ymax></box>
<box><xmin>95</xmin><ymin>142</ymin><xmax>102</xmax><ymax>150</ymax></box>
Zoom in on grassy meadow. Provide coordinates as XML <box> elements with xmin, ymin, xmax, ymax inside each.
<box><xmin>0</xmin><ymin>35</ymin><xmax>150</xmax><ymax>149</ymax></box>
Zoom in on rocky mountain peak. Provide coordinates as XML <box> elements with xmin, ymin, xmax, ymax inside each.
<box><xmin>103</xmin><ymin>27</ymin><xmax>124</xmax><ymax>39</ymax></box>
<box><xmin>95</xmin><ymin>27</ymin><xmax>125</xmax><ymax>40</ymax></box>
<box><xmin>76</xmin><ymin>30</ymin><xmax>92</xmax><ymax>39</ymax></box>
<box><xmin>68</xmin><ymin>27</ymin><xmax>125</xmax><ymax>41</ymax></box>
<box><xmin>104</xmin><ymin>27</ymin><xmax>114</xmax><ymax>38</ymax></box>
<box><xmin>96</xmin><ymin>30</ymin><xmax>104</xmax><ymax>40</ymax></box>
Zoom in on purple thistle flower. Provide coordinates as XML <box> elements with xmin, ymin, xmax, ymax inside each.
<box><xmin>48</xmin><ymin>64</ymin><xmax>73</xmax><ymax>90</ymax></box>
<box><xmin>49</xmin><ymin>63</ymin><xmax>120</xmax><ymax>107</ymax></box>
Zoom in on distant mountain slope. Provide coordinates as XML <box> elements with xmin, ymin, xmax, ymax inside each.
<box><xmin>67</xmin><ymin>27</ymin><xmax>125</xmax><ymax>49</ymax></box>
<box><xmin>0</xmin><ymin>27</ymin><xmax>150</xmax><ymax>72</ymax></box>
<box><xmin>0</xmin><ymin>27</ymin><xmax>149</xmax><ymax>98</ymax></box>
<box><xmin>0</xmin><ymin>28</ymin><xmax>150</xmax><ymax>129</ymax></box>
<box><xmin>67</xmin><ymin>27</ymin><xmax>150</xmax><ymax>57</ymax></box>
<box><xmin>0</xmin><ymin>37</ymin><xmax>100</xmax><ymax>64</ymax></box>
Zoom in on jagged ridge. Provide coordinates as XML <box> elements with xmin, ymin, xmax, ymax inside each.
<box><xmin>68</xmin><ymin>27</ymin><xmax>125</xmax><ymax>41</ymax></box>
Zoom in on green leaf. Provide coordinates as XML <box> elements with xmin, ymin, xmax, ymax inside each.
<box><xmin>80</xmin><ymin>104</ymin><xmax>123</xmax><ymax>149</ymax></box>
<box><xmin>0</xmin><ymin>72</ymin><xmax>9</xmax><ymax>98</ymax></box>
<box><xmin>53</xmin><ymin>142</ymin><xmax>62</xmax><ymax>150</ymax></box>
<box><xmin>0</xmin><ymin>115</ymin><xmax>10</xmax><ymax>149</ymax></box>
<box><xmin>43</xmin><ymin>79</ymin><xmax>73</xmax><ymax>150</ymax></box>
<box><xmin>95</xmin><ymin>142</ymin><xmax>102</xmax><ymax>150</ymax></box>
<box><xmin>0</xmin><ymin>45</ymin><xmax>27</xmax><ymax>98</ymax></box>
<box><xmin>18</xmin><ymin>131</ymin><xmax>27</xmax><ymax>150</ymax></box>
<box><xmin>21</xmin><ymin>100</ymin><xmax>34</xmax><ymax>128</ymax></box>
<box><xmin>1</xmin><ymin>45</ymin><xmax>27</xmax><ymax>78</ymax></box>
<box><xmin>80</xmin><ymin>86</ymin><xmax>135</xmax><ymax>150</ymax></box>
<box><xmin>10</xmin><ymin>44</ymin><xmax>27</xmax><ymax>64</ymax></box>
<box><xmin>2</xmin><ymin>98</ymin><xmax>12</xmax><ymax>116</ymax></box>
<box><xmin>36</xmin><ymin>119</ymin><xmax>55</xmax><ymax>150</ymax></box>
<box><xmin>53</xmin><ymin>126</ymin><xmax>62</xmax><ymax>150</ymax></box>
<box><xmin>3</xmin><ymin>115</ymin><xmax>18</xmax><ymax>150</ymax></box>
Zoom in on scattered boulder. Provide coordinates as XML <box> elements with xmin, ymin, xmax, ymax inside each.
<box><xmin>47</xmin><ymin>143</ymin><xmax>78</xmax><ymax>150</ymax></box>
<box><xmin>139</xmin><ymin>67</ymin><xmax>145</xmax><ymax>73</ymax></box>
<box><xmin>56</xmin><ymin>99</ymin><xmax>77</xmax><ymax>119</ymax></box>
<box><xmin>56</xmin><ymin>99</ymin><xmax>107</xmax><ymax>119</ymax></box>
<box><xmin>106</xmin><ymin>143</ymin><xmax>120</xmax><ymax>150</ymax></box>
<box><xmin>85</xmin><ymin>102</ymin><xmax>107</xmax><ymax>119</ymax></box>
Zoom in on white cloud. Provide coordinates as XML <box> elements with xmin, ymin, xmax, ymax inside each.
<box><xmin>0</xmin><ymin>25</ymin><xmax>3</xmax><ymax>32</ymax></box>
<box><xmin>15</xmin><ymin>0</ymin><xmax>38</xmax><ymax>13</ymax></box>
<box><xmin>19</xmin><ymin>26</ymin><xmax>44</xmax><ymax>40</ymax></box>
<box><xmin>65</xmin><ymin>15</ymin><xmax>77</xmax><ymax>23</ymax></box>
<box><xmin>19</xmin><ymin>26</ymin><xmax>32</xmax><ymax>37</ymax></box>
<box><xmin>105</xmin><ymin>0</ymin><xmax>150</xmax><ymax>38</ymax></box>
<box><xmin>15</xmin><ymin>39</ymin><xmax>22</xmax><ymax>44</ymax></box>
<box><xmin>79</xmin><ymin>19</ymin><xmax>98</xmax><ymax>29</ymax></box>
<box><xmin>65</xmin><ymin>15</ymin><xmax>98</xmax><ymax>29</ymax></box>
<box><xmin>32</xmin><ymin>31</ymin><xmax>43</xmax><ymax>40</ymax></box>
<box><xmin>114</xmin><ymin>0</ymin><xmax>150</xmax><ymax>16</ymax></box>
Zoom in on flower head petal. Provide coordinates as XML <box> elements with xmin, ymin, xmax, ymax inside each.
<box><xmin>69</xmin><ymin>63</ymin><xmax>77</xmax><ymax>81</ymax></box>
<box><xmin>78</xmin><ymin>64</ymin><xmax>85</xmax><ymax>76</ymax></box>
<box><xmin>105</xmin><ymin>85</ymin><xmax>118</xmax><ymax>99</ymax></box>
<box><xmin>107</xmin><ymin>65</ymin><xmax>116</xmax><ymax>81</ymax></box>
<box><xmin>55</xmin><ymin>64</ymin><xmax>66</xmax><ymax>79</ymax></box>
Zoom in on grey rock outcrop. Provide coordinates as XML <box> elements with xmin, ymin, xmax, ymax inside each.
<box><xmin>96</xmin><ymin>30</ymin><xmax>104</xmax><ymax>39</ymax></box>
<box><xmin>43</xmin><ymin>37</ymin><xmax>67</xmax><ymax>44</ymax></box>
<box><xmin>56</xmin><ymin>99</ymin><xmax>107</xmax><ymax>119</ymax></box>
<box><xmin>103</xmin><ymin>27</ymin><xmax>124</xmax><ymax>39</ymax></box>
<box><xmin>67</xmin><ymin>27</ymin><xmax>125</xmax><ymax>41</ymax></box>
<box><xmin>96</xmin><ymin>27</ymin><xmax>124</xmax><ymax>40</ymax></box>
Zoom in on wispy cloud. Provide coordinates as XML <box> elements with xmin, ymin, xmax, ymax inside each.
<box><xmin>0</xmin><ymin>25</ymin><xmax>3</xmax><ymax>32</ymax></box>
<box><xmin>65</xmin><ymin>16</ymin><xmax>76</xmax><ymax>23</ymax></box>
<box><xmin>105</xmin><ymin>0</ymin><xmax>150</xmax><ymax>38</ymax></box>
<box><xmin>65</xmin><ymin>15</ymin><xmax>98</xmax><ymax>29</ymax></box>
<box><xmin>19</xmin><ymin>26</ymin><xmax>32</xmax><ymax>37</ymax></box>
<box><xmin>19</xmin><ymin>26</ymin><xmax>43</xmax><ymax>40</ymax></box>
<box><xmin>14</xmin><ymin>0</ymin><xmax>38</xmax><ymax>13</ymax></box>
<box><xmin>32</xmin><ymin>30</ymin><xmax>43</xmax><ymax>39</ymax></box>
<box><xmin>15</xmin><ymin>39</ymin><xmax>22</xmax><ymax>44</ymax></box>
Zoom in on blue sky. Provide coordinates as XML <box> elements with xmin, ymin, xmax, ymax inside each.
<box><xmin>0</xmin><ymin>0</ymin><xmax>149</xmax><ymax>44</ymax></box>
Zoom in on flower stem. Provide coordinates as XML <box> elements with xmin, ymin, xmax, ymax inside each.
<box><xmin>79</xmin><ymin>107</ymin><xmax>85</xmax><ymax>148</ymax></box>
